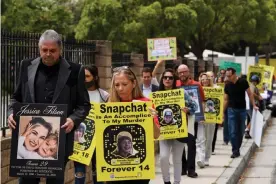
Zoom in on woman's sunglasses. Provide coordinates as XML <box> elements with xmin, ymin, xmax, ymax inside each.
<box><xmin>163</xmin><ymin>76</ymin><xmax>174</xmax><ymax>80</ymax></box>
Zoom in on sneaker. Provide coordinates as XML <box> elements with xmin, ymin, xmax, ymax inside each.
<box><xmin>187</xmin><ymin>171</ymin><xmax>198</xmax><ymax>178</ymax></box>
<box><xmin>212</xmin><ymin>152</ymin><xmax>216</xmax><ymax>155</ymax></box>
<box><xmin>230</xmin><ymin>152</ymin><xmax>240</xmax><ymax>158</ymax></box>
<box><xmin>197</xmin><ymin>160</ymin><xmax>205</xmax><ymax>168</ymax></box>
<box><xmin>205</xmin><ymin>159</ymin><xmax>209</xmax><ymax>166</ymax></box>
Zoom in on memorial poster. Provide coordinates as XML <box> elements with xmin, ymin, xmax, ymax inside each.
<box><xmin>150</xmin><ymin>89</ymin><xmax>188</xmax><ymax>140</ymax></box>
<box><xmin>203</xmin><ymin>87</ymin><xmax>224</xmax><ymax>124</ymax></box>
<box><xmin>69</xmin><ymin>103</ymin><xmax>96</xmax><ymax>166</ymax></box>
<box><xmin>95</xmin><ymin>102</ymin><xmax>155</xmax><ymax>181</ymax></box>
<box><xmin>10</xmin><ymin>103</ymin><xmax>67</xmax><ymax>178</ymax></box>
<box><xmin>181</xmin><ymin>86</ymin><xmax>205</xmax><ymax>122</ymax></box>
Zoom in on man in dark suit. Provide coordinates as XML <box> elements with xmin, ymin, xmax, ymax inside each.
<box><xmin>8</xmin><ymin>29</ymin><xmax>90</xmax><ymax>184</ymax></box>
<box><xmin>140</xmin><ymin>67</ymin><xmax>159</xmax><ymax>98</ymax></box>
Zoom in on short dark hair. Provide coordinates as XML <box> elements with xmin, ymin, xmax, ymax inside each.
<box><xmin>226</xmin><ymin>67</ymin><xmax>236</xmax><ymax>74</ymax></box>
<box><xmin>22</xmin><ymin>117</ymin><xmax>53</xmax><ymax>136</ymax></box>
<box><xmin>84</xmin><ymin>65</ymin><xmax>100</xmax><ymax>89</ymax></box>
<box><xmin>159</xmin><ymin>68</ymin><xmax>177</xmax><ymax>91</ymax></box>
<box><xmin>220</xmin><ymin>69</ymin><xmax>226</xmax><ymax>73</ymax></box>
<box><xmin>142</xmin><ymin>67</ymin><xmax>152</xmax><ymax>76</ymax></box>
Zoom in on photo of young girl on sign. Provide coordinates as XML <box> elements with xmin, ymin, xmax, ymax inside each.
<box><xmin>17</xmin><ymin>116</ymin><xmax>60</xmax><ymax>160</ymax></box>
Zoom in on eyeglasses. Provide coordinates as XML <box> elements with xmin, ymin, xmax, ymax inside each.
<box><xmin>163</xmin><ymin>76</ymin><xmax>174</xmax><ymax>80</ymax></box>
<box><xmin>112</xmin><ymin>66</ymin><xmax>135</xmax><ymax>76</ymax></box>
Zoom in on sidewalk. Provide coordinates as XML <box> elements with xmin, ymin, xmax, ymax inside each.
<box><xmin>150</xmin><ymin>109</ymin><xmax>271</xmax><ymax>184</ymax></box>
<box><xmin>238</xmin><ymin>118</ymin><xmax>276</xmax><ymax>184</ymax></box>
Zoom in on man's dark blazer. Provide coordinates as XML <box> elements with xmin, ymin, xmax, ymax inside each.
<box><xmin>140</xmin><ymin>84</ymin><xmax>159</xmax><ymax>93</ymax></box>
<box><xmin>8</xmin><ymin>57</ymin><xmax>91</xmax><ymax>156</ymax></box>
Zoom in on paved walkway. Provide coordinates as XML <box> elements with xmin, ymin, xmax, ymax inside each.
<box><xmin>239</xmin><ymin>118</ymin><xmax>276</xmax><ymax>184</ymax></box>
<box><xmin>150</xmin><ymin>110</ymin><xmax>271</xmax><ymax>184</ymax></box>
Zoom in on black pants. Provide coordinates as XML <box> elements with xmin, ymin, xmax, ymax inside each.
<box><xmin>182</xmin><ymin>122</ymin><xmax>198</xmax><ymax>173</ymax></box>
<box><xmin>212</xmin><ymin>124</ymin><xmax>219</xmax><ymax>152</ymax></box>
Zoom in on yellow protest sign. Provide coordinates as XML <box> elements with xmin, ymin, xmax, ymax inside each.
<box><xmin>95</xmin><ymin>102</ymin><xmax>155</xmax><ymax>181</ymax></box>
<box><xmin>247</xmin><ymin>65</ymin><xmax>264</xmax><ymax>91</ymax></box>
<box><xmin>69</xmin><ymin>103</ymin><xmax>97</xmax><ymax>165</ymax></box>
<box><xmin>259</xmin><ymin>64</ymin><xmax>275</xmax><ymax>90</ymax></box>
<box><xmin>150</xmin><ymin>89</ymin><xmax>188</xmax><ymax>140</ymax></box>
<box><xmin>203</xmin><ymin>87</ymin><xmax>224</xmax><ymax>124</ymax></box>
<box><xmin>216</xmin><ymin>83</ymin><xmax>225</xmax><ymax>88</ymax></box>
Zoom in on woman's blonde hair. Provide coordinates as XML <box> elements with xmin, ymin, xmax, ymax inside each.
<box><xmin>199</xmin><ymin>72</ymin><xmax>214</xmax><ymax>87</ymax></box>
<box><xmin>108</xmin><ymin>67</ymin><xmax>144</xmax><ymax>102</ymax></box>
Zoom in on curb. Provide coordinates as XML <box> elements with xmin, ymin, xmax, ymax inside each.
<box><xmin>216</xmin><ymin>109</ymin><xmax>272</xmax><ymax>184</ymax></box>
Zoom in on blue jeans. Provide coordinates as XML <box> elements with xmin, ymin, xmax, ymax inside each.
<box><xmin>227</xmin><ymin>108</ymin><xmax>247</xmax><ymax>154</ymax></box>
<box><xmin>223</xmin><ymin>110</ymin><xmax>229</xmax><ymax>143</ymax></box>
<box><xmin>74</xmin><ymin>151</ymin><xmax>103</xmax><ymax>184</ymax></box>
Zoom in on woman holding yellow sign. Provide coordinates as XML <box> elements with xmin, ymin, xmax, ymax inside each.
<box><xmin>106</xmin><ymin>66</ymin><xmax>160</xmax><ymax>184</ymax></box>
<box><xmin>196</xmin><ymin>72</ymin><xmax>217</xmax><ymax>168</ymax></box>
<box><xmin>158</xmin><ymin>69</ymin><xmax>197</xmax><ymax>184</ymax></box>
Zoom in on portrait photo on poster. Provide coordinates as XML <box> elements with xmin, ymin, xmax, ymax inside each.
<box><xmin>103</xmin><ymin>125</ymin><xmax>146</xmax><ymax>165</ymax></box>
<box><xmin>185</xmin><ymin>89</ymin><xmax>200</xmax><ymax>113</ymax></box>
<box><xmin>156</xmin><ymin>104</ymin><xmax>182</xmax><ymax>128</ymax></box>
<box><xmin>17</xmin><ymin>116</ymin><xmax>60</xmax><ymax>160</ymax></box>
<box><xmin>205</xmin><ymin>98</ymin><xmax>220</xmax><ymax>115</ymax></box>
<box><xmin>74</xmin><ymin>119</ymin><xmax>94</xmax><ymax>150</ymax></box>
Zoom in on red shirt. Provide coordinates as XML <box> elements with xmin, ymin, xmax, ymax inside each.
<box><xmin>176</xmin><ymin>79</ymin><xmax>205</xmax><ymax>101</ymax></box>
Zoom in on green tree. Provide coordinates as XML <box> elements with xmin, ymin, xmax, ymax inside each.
<box><xmin>75</xmin><ymin>0</ymin><xmax>276</xmax><ymax>59</ymax></box>
<box><xmin>1</xmin><ymin>0</ymin><xmax>83</xmax><ymax>36</ymax></box>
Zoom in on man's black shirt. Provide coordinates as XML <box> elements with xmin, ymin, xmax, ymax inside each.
<box><xmin>35</xmin><ymin>60</ymin><xmax>60</xmax><ymax>103</ymax></box>
<box><xmin>225</xmin><ymin>78</ymin><xmax>249</xmax><ymax>109</ymax></box>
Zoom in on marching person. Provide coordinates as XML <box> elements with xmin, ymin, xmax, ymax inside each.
<box><xmin>176</xmin><ymin>64</ymin><xmax>205</xmax><ymax>178</ymax></box>
<box><xmin>244</xmin><ymin>75</ymin><xmax>262</xmax><ymax>139</ymax></box>
<box><xmin>140</xmin><ymin>67</ymin><xmax>159</xmax><ymax>98</ymax></box>
<box><xmin>196</xmin><ymin>72</ymin><xmax>217</xmax><ymax>168</ymax></box>
<box><xmin>107</xmin><ymin>66</ymin><xmax>160</xmax><ymax>184</ymax></box>
<box><xmin>224</xmin><ymin>68</ymin><xmax>258</xmax><ymax>158</ymax></box>
<box><xmin>74</xmin><ymin>65</ymin><xmax>109</xmax><ymax>184</ymax></box>
<box><xmin>158</xmin><ymin>68</ymin><xmax>197</xmax><ymax>184</ymax></box>
<box><xmin>8</xmin><ymin>29</ymin><xmax>91</xmax><ymax>184</ymax></box>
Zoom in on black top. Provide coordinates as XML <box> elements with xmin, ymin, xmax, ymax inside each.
<box><xmin>35</xmin><ymin>60</ymin><xmax>60</xmax><ymax>103</ymax></box>
<box><xmin>225</xmin><ymin>78</ymin><xmax>249</xmax><ymax>109</ymax></box>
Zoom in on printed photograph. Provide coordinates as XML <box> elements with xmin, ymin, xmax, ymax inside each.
<box><xmin>17</xmin><ymin>116</ymin><xmax>60</xmax><ymax>160</ymax></box>
<box><xmin>186</xmin><ymin>89</ymin><xmax>200</xmax><ymax>113</ymax></box>
<box><xmin>156</xmin><ymin>104</ymin><xmax>182</xmax><ymax>128</ymax></box>
<box><xmin>205</xmin><ymin>98</ymin><xmax>221</xmax><ymax>116</ymax></box>
<box><xmin>103</xmin><ymin>125</ymin><xmax>146</xmax><ymax>165</ymax></box>
<box><xmin>74</xmin><ymin>118</ymin><xmax>95</xmax><ymax>151</ymax></box>
<box><xmin>112</xmin><ymin>131</ymin><xmax>138</xmax><ymax>158</ymax></box>
<box><xmin>264</xmin><ymin>71</ymin><xmax>271</xmax><ymax>79</ymax></box>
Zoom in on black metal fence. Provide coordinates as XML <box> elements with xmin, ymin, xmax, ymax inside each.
<box><xmin>1</xmin><ymin>30</ymin><xmax>97</xmax><ymax>136</ymax></box>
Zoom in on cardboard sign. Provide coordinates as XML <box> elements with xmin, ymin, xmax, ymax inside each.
<box><xmin>203</xmin><ymin>87</ymin><xmax>224</xmax><ymax>124</ymax></box>
<box><xmin>10</xmin><ymin>103</ymin><xmax>67</xmax><ymax>178</ymax></box>
<box><xmin>247</xmin><ymin>65</ymin><xmax>264</xmax><ymax>91</ymax></box>
<box><xmin>150</xmin><ymin>89</ymin><xmax>188</xmax><ymax>140</ymax></box>
<box><xmin>259</xmin><ymin>64</ymin><xmax>274</xmax><ymax>91</ymax></box>
<box><xmin>219</xmin><ymin>61</ymin><xmax>241</xmax><ymax>75</ymax></box>
<box><xmin>95</xmin><ymin>102</ymin><xmax>155</xmax><ymax>181</ymax></box>
<box><xmin>147</xmin><ymin>37</ymin><xmax>177</xmax><ymax>61</ymax></box>
<box><xmin>69</xmin><ymin>103</ymin><xmax>96</xmax><ymax>166</ymax></box>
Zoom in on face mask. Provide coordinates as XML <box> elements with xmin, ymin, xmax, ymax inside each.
<box><xmin>85</xmin><ymin>80</ymin><xmax>95</xmax><ymax>89</ymax></box>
